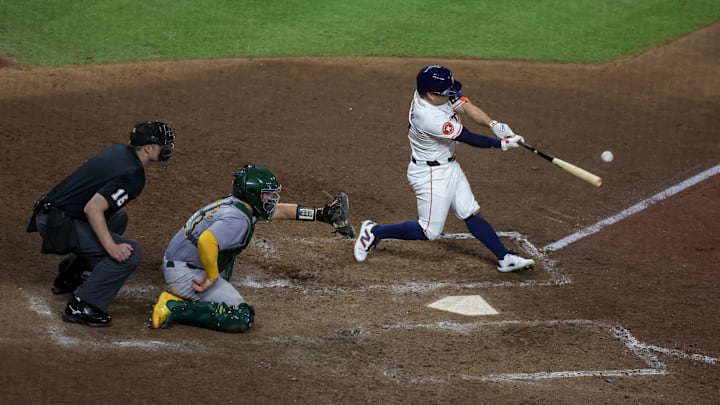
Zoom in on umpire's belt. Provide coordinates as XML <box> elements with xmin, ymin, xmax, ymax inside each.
<box><xmin>411</xmin><ymin>155</ymin><xmax>456</xmax><ymax>166</ymax></box>
<box><xmin>165</xmin><ymin>260</ymin><xmax>201</xmax><ymax>270</ymax></box>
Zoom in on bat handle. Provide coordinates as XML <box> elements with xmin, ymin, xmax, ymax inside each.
<box><xmin>519</xmin><ymin>141</ymin><xmax>534</xmax><ymax>152</ymax></box>
<box><xmin>519</xmin><ymin>141</ymin><xmax>555</xmax><ymax>161</ymax></box>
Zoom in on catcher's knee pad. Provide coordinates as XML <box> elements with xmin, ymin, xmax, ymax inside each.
<box><xmin>166</xmin><ymin>300</ymin><xmax>254</xmax><ymax>333</ymax></box>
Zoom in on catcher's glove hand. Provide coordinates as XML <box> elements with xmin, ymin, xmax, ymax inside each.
<box><xmin>317</xmin><ymin>192</ymin><xmax>355</xmax><ymax>238</ymax></box>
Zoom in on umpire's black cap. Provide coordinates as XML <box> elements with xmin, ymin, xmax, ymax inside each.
<box><xmin>129</xmin><ymin>120</ymin><xmax>175</xmax><ymax>146</ymax></box>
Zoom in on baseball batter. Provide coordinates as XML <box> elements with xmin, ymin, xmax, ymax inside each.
<box><xmin>151</xmin><ymin>165</ymin><xmax>352</xmax><ymax>333</ymax></box>
<box><xmin>354</xmin><ymin>65</ymin><xmax>534</xmax><ymax>272</ymax></box>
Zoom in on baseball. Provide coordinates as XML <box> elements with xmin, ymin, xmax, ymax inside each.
<box><xmin>601</xmin><ymin>151</ymin><xmax>614</xmax><ymax>162</ymax></box>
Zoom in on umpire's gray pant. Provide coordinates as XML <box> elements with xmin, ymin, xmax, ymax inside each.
<box><xmin>37</xmin><ymin>210</ymin><xmax>140</xmax><ymax>311</ymax></box>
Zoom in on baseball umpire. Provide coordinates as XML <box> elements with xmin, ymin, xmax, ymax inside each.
<box><xmin>151</xmin><ymin>164</ymin><xmax>352</xmax><ymax>333</ymax></box>
<box><xmin>27</xmin><ymin>120</ymin><xmax>176</xmax><ymax>327</ymax></box>
<box><xmin>354</xmin><ymin>65</ymin><xmax>534</xmax><ymax>272</ymax></box>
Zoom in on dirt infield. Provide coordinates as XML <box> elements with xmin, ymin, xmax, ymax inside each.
<box><xmin>1</xmin><ymin>23</ymin><xmax>719</xmax><ymax>404</ymax></box>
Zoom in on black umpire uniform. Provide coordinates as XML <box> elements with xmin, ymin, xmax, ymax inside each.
<box><xmin>27</xmin><ymin>121</ymin><xmax>175</xmax><ymax>327</ymax></box>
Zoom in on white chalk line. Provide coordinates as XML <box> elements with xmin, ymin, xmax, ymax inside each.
<box><xmin>22</xmin><ymin>291</ymin><xmax>193</xmax><ymax>351</ymax></box>
<box><xmin>478</xmin><ymin>368</ymin><xmax>666</xmax><ymax>382</ymax></box>
<box><xmin>385</xmin><ymin>319</ymin><xmax>720</xmax><ymax>383</ymax></box>
<box><xmin>544</xmin><ymin>163</ymin><xmax>720</xmax><ymax>251</ymax></box>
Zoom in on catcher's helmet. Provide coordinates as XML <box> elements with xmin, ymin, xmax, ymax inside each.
<box><xmin>130</xmin><ymin>120</ymin><xmax>176</xmax><ymax>162</ymax></box>
<box><xmin>416</xmin><ymin>65</ymin><xmax>462</xmax><ymax>97</ymax></box>
<box><xmin>232</xmin><ymin>165</ymin><xmax>281</xmax><ymax>220</ymax></box>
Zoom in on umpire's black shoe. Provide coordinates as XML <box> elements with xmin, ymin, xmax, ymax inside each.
<box><xmin>62</xmin><ymin>295</ymin><xmax>112</xmax><ymax>327</ymax></box>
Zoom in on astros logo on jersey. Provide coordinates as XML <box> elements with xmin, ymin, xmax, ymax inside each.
<box><xmin>442</xmin><ymin>122</ymin><xmax>454</xmax><ymax>135</ymax></box>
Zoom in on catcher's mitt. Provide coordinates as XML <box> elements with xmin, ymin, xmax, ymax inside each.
<box><xmin>317</xmin><ymin>192</ymin><xmax>355</xmax><ymax>238</ymax></box>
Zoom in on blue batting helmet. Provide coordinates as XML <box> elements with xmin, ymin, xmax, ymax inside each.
<box><xmin>416</xmin><ymin>65</ymin><xmax>462</xmax><ymax>97</ymax></box>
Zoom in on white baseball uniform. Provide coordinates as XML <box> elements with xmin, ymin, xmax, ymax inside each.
<box><xmin>407</xmin><ymin>91</ymin><xmax>480</xmax><ymax>240</ymax></box>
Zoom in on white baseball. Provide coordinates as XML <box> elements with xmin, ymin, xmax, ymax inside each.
<box><xmin>601</xmin><ymin>151</ymin><xmax>614</xmax><ymax>162</ymax></box>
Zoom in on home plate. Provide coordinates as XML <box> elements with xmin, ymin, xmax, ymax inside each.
<box><xmin>428</xmin><ymin>295</ymin><xmax>498</xmax><ymax>316</ymax></box>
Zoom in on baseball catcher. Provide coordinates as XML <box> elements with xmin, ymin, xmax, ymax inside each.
<box><xmin>151</xmin><ymin>164</ymin><xmax>353</xmax><ymax>332</ymax></box>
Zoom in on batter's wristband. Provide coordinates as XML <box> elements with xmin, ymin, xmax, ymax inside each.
<box><xmin>296</xmin><ymin>205</ymin><xmax>316</xmax><ymax>221</ymax></box>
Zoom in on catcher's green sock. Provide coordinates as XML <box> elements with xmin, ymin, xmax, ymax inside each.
<box><xmin>166</xmin><ymin>300</ymin><xmax>254</xmax><ymax>333</ymax></box>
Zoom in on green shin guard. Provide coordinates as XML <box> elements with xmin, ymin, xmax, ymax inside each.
<box><xmin>165</xmin><ymin>300</ymin><xmax>255</xmax><ymax>333</ymax></box>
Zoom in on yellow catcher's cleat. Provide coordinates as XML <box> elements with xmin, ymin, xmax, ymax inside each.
<box><xmin>152</xmin><ymin>291</ymin><xmax>182</xmax><ymax>329</ymax></box>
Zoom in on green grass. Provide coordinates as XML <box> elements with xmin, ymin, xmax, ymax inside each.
<box><xmin>1</xmin><ymin>0</ymin><xmax>718</xmax><ymax>66</ymax></box>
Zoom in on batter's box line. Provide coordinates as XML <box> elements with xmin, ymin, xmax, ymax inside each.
<box><xmin>441</xmin><ymin>231</ymin><xmax>570</xmax><ymax>286</ymax></box>
<box><xmin>385</xmin><ymin>319</ymin><xmax>718</xmax><ymax>383</ymax></box>
<box><xmin>239</xmin><ymin>231</ymin><xmax>570</xmax><ymax>294</ymax></box>
<box><xmin>542</xmin><ymin>163</ymin><xmax>720</xmax><ymax>252</ymax></box>
<box><xmin>23</xmin><ymin>292</ymin><xmax>200</xmax><ymax>352</ymax></box>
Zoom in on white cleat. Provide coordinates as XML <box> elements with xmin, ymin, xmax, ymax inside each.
<box><xmin>497</xmin><ymin>253</ymin><xmax>535</xmax><ymax>273</ymax></box>
<box><xmin>354</xmin><ymin>220</ymin><xmax>377</xmax><ymax>262</ymax></box>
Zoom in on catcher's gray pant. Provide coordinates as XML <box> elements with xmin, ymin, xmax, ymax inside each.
<box><xmin>162</xmin><ymin>258</ymin><xmax>245</xmax><ymax>306</ymax></box>
<box><xmin>36</xmin><ymin>210</ymin><xmax>140</xmax><ymax>311</ymax></box>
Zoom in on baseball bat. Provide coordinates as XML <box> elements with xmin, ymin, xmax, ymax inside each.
<box><xmin>519</xmin><ymin>141</ymin><xmax>603</xmax><ymax>187</ymax></box>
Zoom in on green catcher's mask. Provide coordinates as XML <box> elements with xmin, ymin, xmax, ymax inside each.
<box><xmin>232</xmin><ymin>165</ymin><xmax>281</xmax><ymax>220</ymax></box>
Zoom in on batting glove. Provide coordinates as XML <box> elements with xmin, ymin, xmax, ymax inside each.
<box><xmin>490</xmin><ymin>120</ymin><xmax>515</xmax><ymax>139</ymax></box>
<box><xmin>501</xmin><ymin>134</ymin><xmax>524</xmax><ymax>151</ymax></box>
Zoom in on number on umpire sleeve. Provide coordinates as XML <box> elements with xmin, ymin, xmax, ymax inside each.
<box><xmin>111</xmin><ymin>188</ymin><xmax>129</xmax><ymax>207</ymax></box>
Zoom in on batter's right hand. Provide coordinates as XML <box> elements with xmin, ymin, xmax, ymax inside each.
<box><xmin>501</xmin><ymin>135</ymin><xmax>524</xmax><ymax>151</ymax></box>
